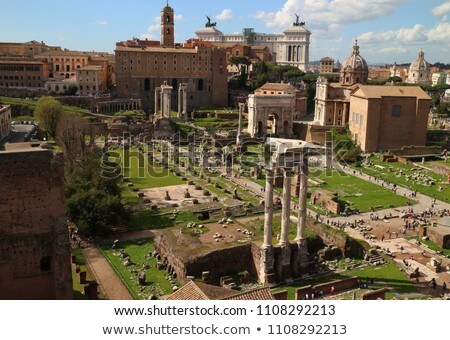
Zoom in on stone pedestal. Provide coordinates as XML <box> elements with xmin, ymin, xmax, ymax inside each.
<box><xmin>259</xmin><ymin>245</ymin><xmax>275</xmax><ymax>285</ymax></box>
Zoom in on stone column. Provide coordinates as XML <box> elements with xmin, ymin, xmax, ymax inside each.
<box><xmin>279</xmin><ymin>168</ymin><xmax>293</xmax><ymax>282</ymax></box>
<box><xmin>178</xmin><ymin>85</ymin><xmax>182</xmax><ymax>119</ymax></box>
<box><xmin>236</xmin><ymin>103</ymin><xmax>244</xmax><ymax>148</ymax></box>
<box><xmin>159</xmin><ymin>91</ymin><xmax>163</xmax><ymax>116</ymax></box>
<box><xmin>182</xmin><ymin>85</ymin><xmax>188</xmax><ymax>117</ymax></box>
<box><xmin>296</xmin><ymin>153</ymin><xmax>309</xmax><ymax>274</ymax></box>
<box><xmin>260</xmin><ymin>168</ymin><xmax>275</xmax><ymax>285</ymax></box>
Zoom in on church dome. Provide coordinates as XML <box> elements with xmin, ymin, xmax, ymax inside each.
<box><xmin>406</xmin><ymin>50</ymin><xmax>430</xmax><ymax>84</ymax></box>
<box><xmin>341</xmin><ymin>42</ymin><xmax>368</xmax><ymax>73</ymax></box>
<box><xmin>409</xmin><ymin>51</ymin><xmax>429</xmax><ymax>72</ymax></box>
<box><xmin>340</xmin><ymin>41</ymin><xmax>368</xmax><ymax>85</ymax></box>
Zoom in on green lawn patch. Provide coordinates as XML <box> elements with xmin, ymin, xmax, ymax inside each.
<box><xmin>110</xmin><ymin>148</ymin><xmax>183</xmax><ymax>189</ymax></box>
<box><xmin>355</xmin><ymin>155</ymin><xmax>449</xmax><ymax>203</ymax></box>
<box><xmin>99</xmin><ymin>238</ymin><xmax>179</xmax><ymax>300</ymax></box>
<box><xmin>311</xmin><ymin>170</ymin><xmax>415</xmax><ymax>212</ymax></box>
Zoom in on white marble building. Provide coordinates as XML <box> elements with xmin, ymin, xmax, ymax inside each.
<box><xmin>195</xmin><ymin>16</ymin><xmax>310</xmax><ymax>71</ymax></box>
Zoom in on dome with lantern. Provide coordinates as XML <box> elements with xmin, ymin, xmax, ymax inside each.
<box><xmin>340</xmin><ymin>40</ymin><xmax>368</xmax><ymax>86</ymax></box>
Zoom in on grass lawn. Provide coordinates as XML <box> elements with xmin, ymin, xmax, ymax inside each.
<box><xmin>109</xmin><ymin>148</ymin><xmax>184</xmax><ymax>189</ymax></box>
<box><xmin>71</xmin><ymin>248</ymin><xmax>94</xmax><ymax>300</ymax></box>
<box><xmin>191</xmin><ymin>117</ymin><xmax>244</xmax><ymax>131</ymax></box>
<box><xmin>99</xmin><ymin>238</ymin><xmax>179</xmax><ymax>300</ymax></box>
<box><xmin>0</xmin><ymin>96</ymin><xmax>89</xmax><ymax>116</ymax></box>
<box><xmin>355</xmin><ymin>155</ymin><xmax>449</xmax><ymax>203</ymax></box>
<box><xmin>274</xmin><ymin>262</ymin><xmax>417</xmax><ymax>300</ymax></box>
<box><xmin>127</xmin><ymin>210</ymin><xmax>202</xmax><ymax>231</ymax></box>
<box><xmin>311</xmin><ymin>170</ymin><xmax>415</xmax><ymax>212</ymax></box>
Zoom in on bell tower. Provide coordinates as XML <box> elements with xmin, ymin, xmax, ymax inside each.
<box><xmin>161</xmin><ymin>1</ymin><xmax>175</xmax><ymax>47</ymax></box>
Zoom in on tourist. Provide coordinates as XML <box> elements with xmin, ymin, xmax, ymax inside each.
<box><xmin>443</xmin><ymin>282</ymin><xmax>447</xmax><ymax>292</ymax></box>
<box><xmin>330</xmin><ymin>286</ymin><xmax>335</xmax><ymax>295</ymax></box>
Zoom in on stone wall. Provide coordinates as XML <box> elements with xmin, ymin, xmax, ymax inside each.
<box><xmin>310</xmin><ymin>189</ymin><xmax>341</xmax><ymax>214</ymax></box>
<box><xmin>307</xmin><ymin>219</ymin><xmax>368</xmax><ymax>259</ymax></box>
<box><xmin>294</xmin><ymin>277</ymin><xmax>359</xmax><ymax>299</ymax></box>
<box><xmin>155</xmin><ymin>231</ymin><xmax>258</xmax><ymax>283</ymax></box>
<box><xmin>388</xmin><ymin>145</ymin><xmax>443</xmax><ymax>157</ymax></box>
<box><xmin>0</xmin><ymin>149</ymin><xmax>72</xmax><ymax>299</ymax></box>
<box><xmin>361</xmin><ymin>288</ymin><xmax>385</xmax><ymax>300</ymax></box>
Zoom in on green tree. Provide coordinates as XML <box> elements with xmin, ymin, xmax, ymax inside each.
<box><xmin>387</xmin><ymin>76</ymin><xmax>403</xmax><ymax>83</ymax></box>
<box><xmin>65</xmin><ymin>85</ymin><xmax>79</xmax><ymax>96</ymax></box>
<box><xmin>34</xmin><ymin>96</ymin><xmax>63</xmax><ymax>139</ymax></box>
<box><xmin>65</xmin><ymin>150</ymin><xmax>125</xmax><ymax>236</ymax></box>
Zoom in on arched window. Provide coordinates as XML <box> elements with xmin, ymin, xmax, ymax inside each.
<box><xmin>167</xmin><ymin>29</ymin><xmax>170</xmax><ymax>35</ymax></box>
<box><xmin>167</xmin><ymin>16</ymin><xmax>171</xmax><ymax>23</ymax></box>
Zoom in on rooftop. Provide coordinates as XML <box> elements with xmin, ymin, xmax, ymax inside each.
<box><xmin>115</xmin><ymin>46</ymin><xmax>198</xmax><ymax>54</ymax></box>
<box><xmin>353</xmin><ymin>85</ymin><xmax>431</xmax><ymax>100</ymax></box>
<box><xmin>165</xmin><ymin>281</ymin><xmax>237</xmax><ymax>300</ymax></box>
<box><xmin>166</xmin><ymin>280</ymin><xmax>275</xmax><ymax>300</ymax></box>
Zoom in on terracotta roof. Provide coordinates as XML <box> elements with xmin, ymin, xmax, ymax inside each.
<box><xmin>166</xmin><ymin>281</ymin><xmax>275</xmax><ymax>300</ymax></box>
<box><xmin>115</xmin><ymin>46</ymin><xmax>197</xmax><ymax>54</ymax></box>
<box><xmin>353</xmin><ymin>85</ymin><xmax>431</xmax><ymax>100</ymax></box>
<box><xmin>223</xmin><ymin>287</ymin><xmax>275</xmax><ymax>300</ymax></box>
<box><xmin>36</xmin><ymin>50</ymin><xmax>89</xmax><ymax>57</ymax></box>
<box><xmin>166</xmin><ymin>281</ymin><xmax>237</xmax><ymax>300</ymax></box>
<box><xmin>258</xmin><ymin>82</ymin><xmax>296</xmax><ymax>92</ymax></box>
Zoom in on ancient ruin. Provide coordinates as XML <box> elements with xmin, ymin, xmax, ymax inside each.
<box><xmin>0</xmin><ymin>148</ymin><xmax>72</xmax><ymax>299</ymax></box>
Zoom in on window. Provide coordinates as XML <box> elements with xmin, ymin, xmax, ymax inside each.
<box><xmin>40</xmin><ymin>256</ymin><xmax>52</xmax><ymax>272</ymax></box>
<box><xmin>392</xmin><ymin>105</ymin><xmax>401</xmax><ymax>117</ymax></box>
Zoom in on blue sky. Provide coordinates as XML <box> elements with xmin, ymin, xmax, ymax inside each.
<box><xmin>1</xmin><ymin>0</ymin><xmax>449</xmax><ymax>64</ymax></box>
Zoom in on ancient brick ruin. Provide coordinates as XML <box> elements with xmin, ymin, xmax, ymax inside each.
<box><xmin>0</xmin><ymin>148</ymin><xmax>72</xmax><ymax>299</ymax></box>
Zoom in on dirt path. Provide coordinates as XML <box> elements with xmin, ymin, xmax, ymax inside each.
<box><xmin>82</xmin><ymin>245</ymin><xmax>133</xmax><ymax>300</ymax></box>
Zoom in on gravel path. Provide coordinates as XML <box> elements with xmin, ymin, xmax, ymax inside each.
<box><xmin>82</xmin><ymin>245</ymin><xmax>133</xmax><ymax>300</ymax></box>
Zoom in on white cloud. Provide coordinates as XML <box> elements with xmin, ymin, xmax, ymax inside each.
<box><xmin>174</xmin><ymin>14</ymin><xmax>183</xmax><ymax>21</ymax></box>
<box><xmin>432</xmin><ymin>1</ymin><xmax>450</xmax><ymax>16</ymax></box>
<box><xmin>147</xmin><ymin>24</ymin><xmax>160</xmax><ymax>32</ymax></box>
<box><xmin>140</xmin><ymin>34</ymin><xmax>154</xmax><ymax>40</ymax></box>
<box><xmin>93</xmin><ymin>19</ymin><xmax>108</xmax><ymax>26</ymax></box>
<box><xmin>377</xmin><ymin>46</ymin><xmax>408</xmax><ymax>54</ymax></box>
<box><xmin>358</xmin><ymin>24</ymin><xmax>427</xmax><ymax>43</ymax></box>
<box><xmin>426</xmin><ymin>22</ymin><xmax>450</xmax><ymax>42</ymax></box>
<box><xmin>254</xmin><ymin>0</ymin><xmax>407</xmax><ymax>31</ymax></box>
<box><xmin>216</xmin><ymin>9</ymin><xmax>233</xmax><ymax>22</ymax></box>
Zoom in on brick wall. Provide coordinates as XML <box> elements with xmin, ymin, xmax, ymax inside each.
<box><xmin>0</xmin><ymin>149</ymin><xmax>72</xmax><ymax>299</ymax></box>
